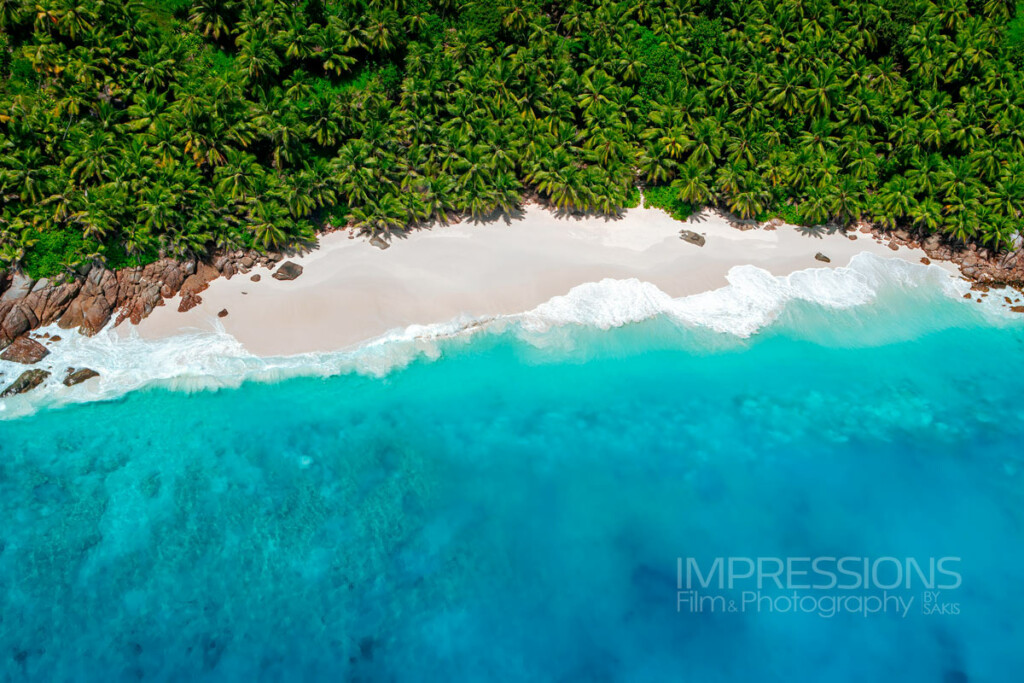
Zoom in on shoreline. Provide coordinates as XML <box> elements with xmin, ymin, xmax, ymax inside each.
<box><xmin>121</xmin><ymin>205</ymin><xmax>969</xmax><ymax>356</ymax></box>
<box><xmin>1</xmin><ymin>203</ymin><xmax>1023</xmax><ymax>390</ymax></box>
<box><xmin>1</xmin><ymin>204</ymin><xmax>1023</xmax><ymax>411</ymax></box>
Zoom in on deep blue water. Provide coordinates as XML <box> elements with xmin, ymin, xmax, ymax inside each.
<box><xmin>1</xmin><ymin>289</ymin><xmax>1023</xmax><ymax>681</ymax></box>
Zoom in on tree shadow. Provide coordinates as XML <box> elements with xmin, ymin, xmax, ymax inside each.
<box><xmin>465</xmin><ymin>206</ymin><xmax>527</xmax><ymax>225</ymax></box>
<box><xmin>549</xmin><ymin>205</ymin><xmax>628</xmax><ymax>222</ymax></box>
<box><xmin>794</xmin><ymin>223</ymin><xmax>845</xmax><ymax>239</ymax></box>
<box><xmin>283</xmin><ymin>237</ymin><xmax>320</xmax><ymax>256</ymax></box>
<box><xmin>687</xmin><ymin>208</ymin><xmax>712</xmax><ymax>224</ymax></box>
<box><xmin>357</xmin><ymin>205</ymin><xmax>532</xmax><ymax>244</ymax></box>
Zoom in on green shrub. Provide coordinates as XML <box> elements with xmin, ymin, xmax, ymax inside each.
<box><xmin>375</xmin><ymin>63</ymin><xmax>403</xmax><ymax>97</ymax></box>
<box><xmin>623</xmin><ymin>185</ymin><xmax>642</xmax><ymax>210</ymax></box>
<box><xmin>22</xmin><ymin>229</ymin><xmax>99</xmax><ymax>279</ymax></box>
<box><xmin>771</xmin><ymin>203</ymin><xmax>809</xmax><ymax>227</ymax></box>
<box><xmin>643</xmin><ymin>186</ymin><xmax>696</xmax><ymax>222</ymax></box>
<box><xmin>634</xmin><ymin>28</ymin><xmax>681</xmax><ymax>105</ymax></box>
<box><xmin>101</xmin><ymin>243</ymin><xmax>160</xmax><ymax>271</ymax></box>
<box><xmin>1007</xmin><ymin>2</ymin><xmax>1024</xmax><ymax>66</ymax></box>
<box><xmin>461</xmin><ymin>1</ymin><xmax>504</xmax><ymax>44</ymax></box>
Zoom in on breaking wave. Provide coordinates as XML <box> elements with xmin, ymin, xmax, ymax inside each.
<box><xmin>0</xmin><ymin>253</ymin><xmax>1014</xmax><ymax>419</ymax></box>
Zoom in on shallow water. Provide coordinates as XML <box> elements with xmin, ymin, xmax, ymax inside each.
<box><xmin>1</xmin><ymin>260</ymin><xmax>1023</xmax><ymax>681</ymax></box>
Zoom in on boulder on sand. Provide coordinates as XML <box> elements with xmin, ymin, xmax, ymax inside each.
<box><xmin>369</xmin><ymin>235</ymin><xmax>391</xmax><ymax>250</ymax></box>
<box><xmin>0</xmin><ymin>336</ymin><xmax>50</xmax><ymax>364</ymax></box>
<box><xmin>1</xmin><ymin>369</ymin><xmax>50</xmax><ymax>397</ymax></box>
<box><xmin>679</xmin><ymin>230</ymin><xmax>706</xmax><ymax>247</ymax></box>
<box><xmin>272</xmin><ymin>262</ymin><xmax>304</xmax><ymax>281</ymax></box>
<box><xmin>815</xmin><ymin>252</ymin><xmax>831</xmax><ymax>263</ymax></box>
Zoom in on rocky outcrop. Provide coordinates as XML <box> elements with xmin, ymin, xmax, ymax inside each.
<box><xmin>0</xmin><ymin>244</ymin><xmax>293</xmax><ymax>347</ymax></box>
<box><xmin>1</xmin><ymin>255</ymin><xmax>221</xmax><ymax>346</ymax></box>
<box><xmin>919</xmin><ymin>238</ymin><xmax>1024</xmax><ymax>287</ymax></box>
<box><xmin>0</xmin><ymin>336</ymin><xmax>50</xmax><ymax>364</ymax></box>
<box><xmin>272</xmin><ymin>262</ymin><xmax>304</xmax><ymax>281</ymax></box>
<box><xmin>177</xmin><ymin>262</ymin><xmax>218</xmax><ymax>312</ymax></box>
<box><xmin>740</xmin><ymin>218</ymin><xmax>1024</xmax><ymax>290</ymax></box>
<box><xmin>63</xmin><ymin>368</ymin><xmax>99</xmax><ymax>386</ymax></box>
<box><xmin>55</xmin><ymin>265</ymin><xmax>119</xmax><ymax>336</ymax></box>
<box><xmin>115</xmin><ymin>258</ymin><xmax>195</xmax><ymax>325</ymax></box>
<box><xmin>0</xmin><ymin>277</ymin><xmax>83</xmax><ymax>349</ymax></box>
<box><xmin>0</xmin><ymin>273</ymin><xmax>35</xmax><ymax>303</ymax></box>
<box><xmin>1</xmin><ymin>369</ymin><xmax>50</xmax><ymax>397</ymax></box>
<box><xmin>679</xmin><ymin>230</ymin><xmax>706</xmax><ymax>247</ymax></box>
<box><xmin>0</xmin><ymin>274</ymin><xmax>81</xmax><ymax>348</ymax></box>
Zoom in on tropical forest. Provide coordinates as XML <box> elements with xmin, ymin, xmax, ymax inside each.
<box><xmin>1</xmin><ymin>0</ymin><xmax>1023</xmax><ymax>279</ymax></box>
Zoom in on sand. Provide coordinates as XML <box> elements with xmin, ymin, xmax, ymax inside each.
<box><xmin>128</xmin><ymin>205</ymin><xmax>957</xmax><ymax>356</ymax></box>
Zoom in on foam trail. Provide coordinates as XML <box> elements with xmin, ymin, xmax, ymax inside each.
<box><xmin>0</xmin><ymin>253</ymin><xmax>1008</xmax><ymax>419</ymax></box>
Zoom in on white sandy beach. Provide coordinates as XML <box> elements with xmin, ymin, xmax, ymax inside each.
<box><xmin>129</xmin><ymin>205</ymin><xmax>957</xmax><ymax>356</ymax></box>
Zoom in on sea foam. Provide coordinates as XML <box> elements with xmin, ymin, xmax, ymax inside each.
<box><xmin>525</xmin><ymin>252</ymin><xmax>968</xmax><ymax>336</ymax></box>
<box><xmin>0</xmin><ymin>253</ymin><xmax>1001</xmax><ymax>418</ymax></box>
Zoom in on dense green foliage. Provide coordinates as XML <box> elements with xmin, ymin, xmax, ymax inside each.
<box><xmin>1</xmin><ymin>0</ymin><xmax>1023</xmax><ymax>278</ymax></box>
<box><xmin>643</xmin><ymin>185</ymin><xmax>694</xmax><ymax>222</ymax></box>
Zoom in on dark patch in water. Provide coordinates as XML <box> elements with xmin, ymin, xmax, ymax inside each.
<box><xmin>693</xmin><ymin>468</ymin><xmax>726</xmax><ymax>503</ymax></box>
<box><xmin>630</xmin><ymin>562</ymin><xmax>679</xmax><ymax>612</ymax></box>
<box><xmin>359</xmin><ymin>636</ymin><xmax>375</xmax><ymax>662</ymax></box>
<box><xmin>32</xmin><ymin>482</ymin><xmax>68</xmax><ymax>505</ymax></box>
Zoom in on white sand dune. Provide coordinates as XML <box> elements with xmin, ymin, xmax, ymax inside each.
<box><xmin>129</xmin><ymin>204</ymin><xmax>957</xmax><ymax>356</ymax></box>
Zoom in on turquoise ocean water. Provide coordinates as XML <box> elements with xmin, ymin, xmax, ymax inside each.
<box><xmin>1</xmin><ymin>259</ymin><xmax>1023</xmax><ymax>681</ymax></box>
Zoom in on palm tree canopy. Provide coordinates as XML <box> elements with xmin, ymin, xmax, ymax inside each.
<box><xmin>3</xmin><ymin>0</ymin><xmax>1024</xmax><ymax>278</ymax></box>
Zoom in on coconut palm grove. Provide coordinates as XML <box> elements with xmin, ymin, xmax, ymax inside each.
<box><xmin>1</xmin><ymin>0</ymin><xmax>1023</xmax><ymax>279</ymax></box>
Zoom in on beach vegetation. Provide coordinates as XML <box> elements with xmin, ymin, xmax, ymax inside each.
<box><xmin>2</xmin><ymin>0</ymin><xmax>1023</xmax><ymax>278</ymax></box>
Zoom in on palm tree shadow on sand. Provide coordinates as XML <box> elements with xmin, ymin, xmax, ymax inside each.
<box><xmin>795</xmin><ymin>223</ymin><xmax>844</xmax><ymax>239</ymax></box>
<box><xmin>686</xmin><ymin>208</ymin><xmax>712</xmax><ymax>224</ymax></box>
<box><xmin>464</xmin><ymin>206</ymin><xmax>528</xmax><ymax>225</ymax></box>
<box><xmin>376</xmin><ymin>206</ymin><xmax>529</xmax><ymax>242</ymax></box>
<box><xmin>549</xmin><ymin>206</ymin><xmax>628</xmax><ymax>222</ymax></box>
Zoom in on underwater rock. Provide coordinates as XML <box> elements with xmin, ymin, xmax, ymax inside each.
<box><xmin>63</xmin><ymin>368</ymin><xmax>100</xmax><ymax>387</ymax></box>
<box><xmin>1</xmin><ymin>369</ymin><xmax>50</xmax><ymax>397</ymax></box>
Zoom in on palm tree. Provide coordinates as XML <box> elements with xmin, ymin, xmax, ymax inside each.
<box><xmin>877</xmin><ymin>177</ymin><xmax>917</xmax><ymax>227</ymax></box>
<box><xmin>671</xmin><ymin>163</ymin><xmax>713</xmax><ymax>205</ymax></box>
<box><xmin>216</xmin><ymin>149</ymin><xmax>261</xmax><ymax>200</ymax></box>
<box><xmin>190</xmin><ymin>0</ymin><xmax>234</xmax><ymax>40</ymax></box>
<box><xmin>2</xmin><ymin>0</ymin><xmax>1024</xmax><ymax>279</ymax></box>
